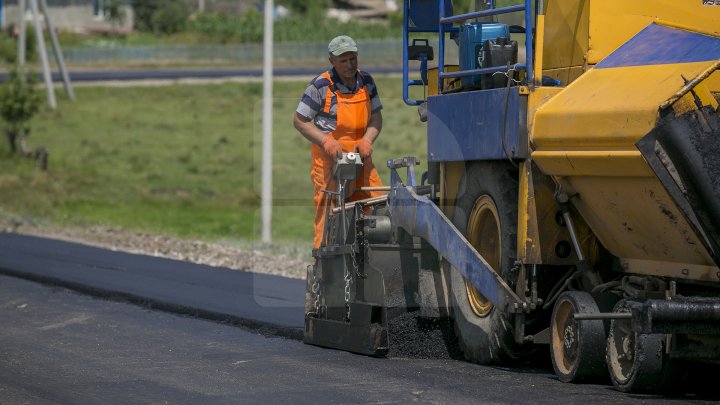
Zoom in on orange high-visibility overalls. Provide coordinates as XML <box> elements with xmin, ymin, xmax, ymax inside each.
<box><xmin>311</xmin><ymin>71</ymin><xmax>384</xmax><ymax>248</ymax></box>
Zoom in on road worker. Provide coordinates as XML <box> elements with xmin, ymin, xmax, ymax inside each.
<box><xmin>293</xmin><ymin>35</ymin><xmax>384</xmax><ymax>249</ymax></box>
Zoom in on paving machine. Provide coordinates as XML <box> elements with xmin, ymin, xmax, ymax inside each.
<box><xmin>304</xmin><ymin>0</ymin><xmax>720</xmax><ymax>393</ymax></box>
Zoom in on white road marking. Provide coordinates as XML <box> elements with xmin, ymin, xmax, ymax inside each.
<box><xmin>39</xmin><ymin>314</ymin><xmax>93</xmax><ymax>331</ymax></box>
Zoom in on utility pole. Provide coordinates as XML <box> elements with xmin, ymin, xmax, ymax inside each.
<box><xmin>40</xmin><ymin>0</ymin><xmax>74</xmax><ymax>100</ymax></box>
<box><xmin>17</xmin><ymin>0</ymin><xmax>25</xmax><ymax>67</ymax></box>
<box><xmin>261</xmin><ymin>0</ymin><xmax>273</xmax><ymax>243</ymax></box>
<box><xmin>17</xmin><ymin>0</ymin><xmax>74</xmax><ymax>109</ymax></box>
<box><xmin>28</xmin><ymin>0</ymin><xmax>55</xmax><ymax>109</ymax></box>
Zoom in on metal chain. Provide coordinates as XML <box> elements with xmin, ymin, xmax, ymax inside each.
<box><xmin>311</xmin><ymin>264</ymin><xmax>321</xmax><ymax>315</ymax></box>
<box><xmin>345</xmin><ymin>251</ymin><xmax>355</xmax><ymax>303</ymax></box>
<box><xmin>343</xmin><ymin>245</ymin><xmax>360</xmax><ymax>321</ymax></box>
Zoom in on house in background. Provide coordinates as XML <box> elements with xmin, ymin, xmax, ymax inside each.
<box><xmin>0</xmin><ymin>0</ymin><xmax>134</xmax><ymax>34</ymax></box>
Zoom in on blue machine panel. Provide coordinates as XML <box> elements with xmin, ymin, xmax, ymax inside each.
<box><xmin>426</xmin><ymin>87</ymin><xmax>526</xmax><ymax>162</ymax></box>
<box><xmin>408</xmin><ymin>0</ymin><xmax>453</xmax><ymax>31</ymax></box>
<box><xmin>597</xmin><ymin>23</ymin><xmax>720</xmax><ymax>69</ymax></box>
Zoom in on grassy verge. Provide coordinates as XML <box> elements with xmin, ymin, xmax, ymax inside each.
<box><xmin>0</xmin><ymin>76</ymin><xmax>428</xmax><ymax>246</ymax></box>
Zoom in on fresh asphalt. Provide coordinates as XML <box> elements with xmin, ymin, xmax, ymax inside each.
<box><xmin>0</xmin><ymin>232</ymin><xmax>717</xmax><ymax>403</ymax></box>
<box><xmin>0</xmin><ymin>233</ymin><xmax>305</xmax><ymax>337</ymax></box>
<box><xmin>0</xmin><ymin>271</ymin><xmax>706</xmax><ymax>405</ymax></box>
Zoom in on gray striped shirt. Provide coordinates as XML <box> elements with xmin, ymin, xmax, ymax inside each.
<box><xmin>296</xmin><ymin>68</ymin><xmax>382</xmax><ymax>133</ymax></box>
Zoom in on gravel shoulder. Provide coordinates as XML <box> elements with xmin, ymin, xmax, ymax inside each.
<box><xmin>0</xmin><ymin>214</ymin><xmax>311</xmax><ymax>280</ymax></box>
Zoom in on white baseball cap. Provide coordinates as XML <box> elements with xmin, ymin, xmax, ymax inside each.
<box><xmin>328</xmin><ymin>35</ymin><xmax>358</xmax><ymax>56</ymax></box>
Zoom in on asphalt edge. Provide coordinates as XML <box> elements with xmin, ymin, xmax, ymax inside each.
<box><xmin>0</xmin><ymin>266</ymin><xmax>304</xmax><ymax>341</ymax></box>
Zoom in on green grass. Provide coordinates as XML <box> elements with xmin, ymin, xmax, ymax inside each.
<box><xmin>55</xmin><ymin>15</ymin><xmax>400</xmax><ymax>48</ymax></box>
<box><xmin>0</xmin><ymin>76</ymin><xmax>428</xmax><ymax>244</ymax></box>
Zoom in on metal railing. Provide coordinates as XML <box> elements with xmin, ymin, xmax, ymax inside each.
<box><xmin>402</xmin><ymin>0</ymin><xmax>535</xmax><ymax>105</ymax></box>
<box><xmin>60</xmin><ymin>39</ymin><xmax>435</xmax><ymax>67</ymax></box>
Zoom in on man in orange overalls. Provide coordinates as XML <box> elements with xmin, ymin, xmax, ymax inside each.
<box><xmin>293</xmin><ymin>35</ymin><xmax>384</xmax><ymax>249</ymax></box>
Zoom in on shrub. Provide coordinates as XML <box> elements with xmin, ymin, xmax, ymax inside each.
<box><xmin>277</xmin><ymin>0</ymin><xmax>330</xmax><ymax>16</ymax></box>
<box><xmin>188</xmin><ymin>9</ymin><xmax>396</xmax><ymax>44</ymax></box>
<box><xmin>0</xmin><ymin>68</ymin><xmax>41</xmax><ymax>153</ymax></box>
<box><xmin>131</xmin><ymin>0</ymin><xmax>157</xmax><ymax>32</ymax></box>
<box><xmin>151</xmin><ymin>1</ymin><xmax>191</xmax><ymax>34</ymax></box>
<box><xmin>0</xmin><ymin>25</ymin><xmax>37</xmax><ymax>65</ymax></box>
<box><xmin>132</xmin><ymin>0</ymin><xmax>191</xmax><ymax>34</ymax></box>
<box><xmin>105</xmin><ymin>0</ymin><xmax>127</xmax><ymax>29</ymax></box>
<box><xmin>191</xmin><ymin>11</ymin><xmax>254</xmax><ymax>43</ymax></box>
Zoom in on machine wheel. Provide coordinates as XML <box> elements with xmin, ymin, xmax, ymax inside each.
<box><xmin>550</xmin><ymin>291</ymin><xmax>608</xmax><ymax>382</ymax></box>
<box><xmin>606</xmin><ymin>300</ymin><xmax>667</xmax><ymax>393</ymax></box>
<box><xmin>449</xmin><ymin>161</ymin><xmax>523</xmax><ymax>364</ymax></box>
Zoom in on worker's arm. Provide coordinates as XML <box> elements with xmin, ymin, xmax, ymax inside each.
<box><xmin>355</xmin><ymin>110</ymin><xmax>382</xmax><ymax>159</ymax></box>
<box><xmin>294</xmin><ymin>112</ymin><xmax>342</xmax><ymax>158</ymax></box>
<box><xmin>294</xmin><ymin>112</ymin><xmax>327</xmax><ymax>146</ymax></box>
<box><xmin>362</xmin><ymin>110</ymin><xmax>383</xmax><ymax>144</ymax></box>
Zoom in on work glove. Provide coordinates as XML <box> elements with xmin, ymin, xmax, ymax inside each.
<box><xmin>356</xmin><ymin>137</ymin><xmax>373</xmax><ymax>159</ymax></box>
<box><xmin>322</xmin><ymin>136</ymin><xmax>342</xmax><ymax>158</ymax></box>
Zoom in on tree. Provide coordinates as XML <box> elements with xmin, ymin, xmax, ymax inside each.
<box><xmin>0</xmin><ymin>68</ymin><xmax>47</xmax><ymax>170</ymax></box>
<box><xmin>131</xmin><ymin>0</ymin><xmax>159</xmax><ymax>32</ymax></box>
<box><xmin>131</xmin><ymin>0</ymin><xmax>191</xmax><ymax>34</ymax></box>
<box><xmin>105</xmin><ymin>0</ymin><xmax>127</xmax><ymax>32</ymax></box>
<box><xmin>151</xmin><ymin>1</ymin><xmax>191</xmax><ymax>34</ymax></box>
<box><xmin>276</xmin><ymin>0</ymin><xmax>329</xmax><ymax>15</ymax></box>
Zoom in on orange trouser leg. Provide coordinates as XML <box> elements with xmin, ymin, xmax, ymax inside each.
<box><xmin>311</xmin><ymin>156</ymin><xmax>334</xmax><ymax>249</ymax></box>
<box><xmin>312</xmin><ymin>156</ymin><xmax>384</xmax><ymax>249</ymax></box>
<box><xmin>312</xmin><ymin>188</ymin><xmax>329</xmax><ymax>249</ymax></box>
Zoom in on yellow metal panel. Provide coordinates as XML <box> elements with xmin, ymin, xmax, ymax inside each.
<box><xmin>532</xmin><ymin>61</ymin><xmax>714</xmax><ymax>149</ymax></box>
<box><xmin>427</xmin><ymin>66</ymin><xmax>460</xmax><ymax>96</ymax></box>
<box><xmin>672</xmin><ymin>86</ymin><xmax>720</xmax><ymax>116</ymax></box>
<box><xmin>587</xmin><ymin>0</ymin><xmax>720</xmax><ymax>65</ymax></box>
<box><xmin>542</xmin><ymin>0</ymin><xmax>589</xmax><ymax>72</ymax></box>
<box><xmin>705</xmin><ymin>70</ymin><xmax>720</xmax><ymax>93</ymax></box>
<box><xmin>559</xmin><ymin>176</ymin><xmax>715</xmax><ymax>266</ymax></box>
<box><xmin>534</xmin><ymin>14</ymin><xmax>545</xmax><ymax>85</ymax></box>
<box><xmin>620</xmin><ymin>258</ymin><xmax>720</xmax><ymax>282</ymax></box>
<box><xmin>517</xmin><ymin>162</ymin><xmax>541</xmax><ymax>263</ymax></box>
<box><xmin>689</xmin><ymin>72</ymin><xmax>720</xmax><ymax>110</ymax></box>
<box><xmin>541</xmin><ymin>67</ymin><xmax>584</xmax><ymax>88</ymax></box>
<box><xmin>527</xmin><ymin>6</ymin><xmax>720</xmax><ymax>273</ymax></box>
<box><xmin>439</xmin><ymin>161</ymin><xmax>465</xmax><ymax>220</ymax></box>
<box><xmin>527</xmin><ymin>87</ymin><xmax>563</xmax><ymax>140</ymax></box>
<box><xmin>518</xmin><ymin>161</ymin><xmax>588</xmax><ymax>265</ymax></box>
<box><xmin>710</xmin><ymin>70</ymin><xmax>720</xmax><ymax>104</ymax></box>
<box><xmin>532</xmin><ymin>151</ymin><xmax>653</xmax><ymax>177</ymax></box>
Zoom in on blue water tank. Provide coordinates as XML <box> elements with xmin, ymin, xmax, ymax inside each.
<box><xmin>458</xmin><ymin>22</ymin><xmax>510</xmax><ymax>87</ymax></box>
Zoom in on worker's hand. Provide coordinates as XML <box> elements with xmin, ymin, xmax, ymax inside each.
<box><xmin>322</xmin><ymin>136</ymin><xmax>342</xmax><ymax>158</ymax></box>
<box><xmin>356</xmin><ymin>137</ymin><xmax>373</xmax><ymax>159</ymax></box>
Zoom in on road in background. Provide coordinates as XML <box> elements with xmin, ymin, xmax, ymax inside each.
<box><xmin>0</xmin><ymin>66</ymin><xmax>403</xmax><ymax>83</ymax></box>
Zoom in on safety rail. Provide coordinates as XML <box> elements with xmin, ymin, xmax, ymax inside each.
<box><xmin>440</xmin><ymin>4</ymin><xmax>526</xmax><ymax>24</ymax></box>
<box><xmin>403</xmin><ymin>0</ymin><xmax>535</xmax><ymax>105</ymax></box>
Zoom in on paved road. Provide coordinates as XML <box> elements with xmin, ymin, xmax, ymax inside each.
<box><xmin>0</xmin><ymin>233</ymin><xmax>717</xmax><ymax>403</ymax></box>
<box><xmin>0</xmin><ymin>66</ymin><xmax>403</xmax><ymax>83</ymax></box>
<box><xmin>0</xmin><ymin>233</ymin><xmax>305</xmax><ymax>336</ymax></box>
<box><xmin>0</xmin><ymin>274</ymin><xmax>706</xmax><ymax>405</ymax></box>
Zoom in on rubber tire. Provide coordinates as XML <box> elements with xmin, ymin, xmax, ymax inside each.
<box><xmin>606</xmin><ymin>300</ymin><xmax>666</xmax><ymax>393</ymax></box>
<box><xmin>449</xmin><ymin>161</ymin><xmax>523</xmax><ymax>365</ymax></box>
<box><xmin>550</xmin><ymin>291</ymin><xmax>608</xmax><ymax>383</ymax></box>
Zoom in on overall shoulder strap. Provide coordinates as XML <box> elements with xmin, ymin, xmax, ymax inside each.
<box><xmin>321</xmin><ymin>71</ymin><xmax>335</xmax><ymax>114</ymax></box>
